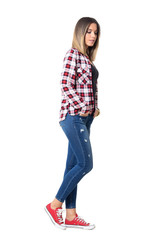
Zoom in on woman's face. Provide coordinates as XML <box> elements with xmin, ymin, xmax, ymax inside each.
<box><xmin>85</xmin><ymin>23</ymin><xmax>98</xmax><ymax>47</ymax></box>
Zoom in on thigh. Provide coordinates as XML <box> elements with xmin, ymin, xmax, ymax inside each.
<box><xmin>86</xmin><ymin>114</ymin><xmax>94</xmax><ymax>136</ymax></box>
<box><xmin>64</xmin><ymin>143</ymin><xmax>77</xmax><ymax>174</ymax></box>
<box><xmin>60</xmin><ymin>114</ymin><xmax>92</xmax><ymax>166</ymax></box>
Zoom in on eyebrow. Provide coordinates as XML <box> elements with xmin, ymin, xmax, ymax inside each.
<box><xmin>88</xmin><ymin>28</ymin><xmax>98</xmax><ymax>32</ymax></box>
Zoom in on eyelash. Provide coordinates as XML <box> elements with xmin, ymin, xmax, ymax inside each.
<box><xmin>87</xmin><ymin>31</ymin><xmax>98</xmax><ymax>35</ymax></box>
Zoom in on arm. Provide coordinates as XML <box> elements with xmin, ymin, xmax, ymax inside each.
<box><xmin>61</xmin><ymin>49</ymin><xmax>88</xmax><ymax>114</ymax></box>
<box><xmin>95</xmin><ymin>80</ymin><xmax>98</xmax><ymax>110</ymax></box>
<box><xmin>94</xmin><ymin>79</ymin><xmax>100</xmax><ymax>118</ymax></box>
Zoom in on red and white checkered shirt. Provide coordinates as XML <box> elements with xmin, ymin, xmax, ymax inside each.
<box><xmin>59</xmin><ymin>48</ymin><xmax>98</xmax><ymax>122</ymax></box>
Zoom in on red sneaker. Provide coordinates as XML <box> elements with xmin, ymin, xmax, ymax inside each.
<box><xmin>45</xmin><ymin>203</ymin><xmax>66</xmax><ymax>230</ymax></box>
<box><xmin>65</xmin><ymin>214</ymin><xmax>95</xmax><ymax>230</ymax></box>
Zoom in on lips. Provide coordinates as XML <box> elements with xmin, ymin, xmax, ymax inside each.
<box><xmin>89</xmin><ymin>40</ymin><xmax>95</xmax><ymax>43</ymax></box>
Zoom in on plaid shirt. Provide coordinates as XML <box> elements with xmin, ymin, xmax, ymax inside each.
<box><xmin>59</xmin><ymin>48</ymin><xmax>98</xmax><ymax>121</ymax></box>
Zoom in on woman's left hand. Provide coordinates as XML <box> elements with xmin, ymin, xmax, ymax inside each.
<box><xmin>93</xmin><ymin>108</ymin><xmax>100</xmax><ymax>118</ymax></box>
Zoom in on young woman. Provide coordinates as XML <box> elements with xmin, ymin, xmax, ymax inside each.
<box><xmin>45</xmin><ymin>17</ymin><xmax>100</xmax><ymax>230</ymax></box>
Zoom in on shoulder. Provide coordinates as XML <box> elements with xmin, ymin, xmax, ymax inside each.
<box><xmin>64</xmin><ymin>48</ymin><xmax>88</xmax><ymax>60</ymax></box>
<box><xmin>64</xmin><ymin>48</ymin><xmax>79</xmax><ymax>58</ymax></box>
<box><xmin>64</xmin><ymin>48</ymin><xmax>90</xmax><ymax>68</ymax></box>
<box><xmin>64</xmin><ymin>48</ymin><xmax>86</xmax><ymax>65</ymax></box>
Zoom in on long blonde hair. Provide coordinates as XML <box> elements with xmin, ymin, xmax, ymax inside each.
<box><xmin>72</xmin><ymin>17</ymin><xmax>100</xmax><ymax>62</ymax></box>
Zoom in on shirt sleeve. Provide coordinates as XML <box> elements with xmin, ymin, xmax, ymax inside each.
<box><xmin>60</xmin><ymin>49</ymin><xmax>88</xmax><ymax>114</ymax></box>
<box><xmin>95</xmin><ymin>80</ymin><xmax>98</xmax><ymax>109</ymax></box>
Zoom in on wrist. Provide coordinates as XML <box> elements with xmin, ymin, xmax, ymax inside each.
<box><xmin>79</xmin><ymin>105</ymin><xmax>87</xmax><ymax>115</ymax></box>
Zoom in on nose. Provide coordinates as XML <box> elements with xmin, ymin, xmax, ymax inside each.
<box><xmin>91</xmin><ymin>31</ymin><xmax>96</xmax><ymax>39</ymax></box>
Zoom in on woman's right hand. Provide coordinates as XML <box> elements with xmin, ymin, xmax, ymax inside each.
<box><xmin>79</xmin><ymin>111</ymin><xmax>92</xmax><ymax>117</ymax></box>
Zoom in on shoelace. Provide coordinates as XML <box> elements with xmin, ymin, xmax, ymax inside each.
<box><xmin>75</xmin><ymin>216</ymin><xmax>89</xmax><ymax>225</ymax></box>
<box><xmin>56</xmin><ymin>209</ymin><xmax>64</xmax><ymax>224</ymax></box>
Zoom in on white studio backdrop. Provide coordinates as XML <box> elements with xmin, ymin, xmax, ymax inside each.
<box><xmin>0</xmin><ymin>0</ymin><xmax>160</xmax><ymax>239</ymax></box>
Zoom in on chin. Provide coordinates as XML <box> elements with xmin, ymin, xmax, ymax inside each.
<box><xmin>87</xmin><ymin>43</ymin><xmax>94</xmax><ymax>47</ymax></box>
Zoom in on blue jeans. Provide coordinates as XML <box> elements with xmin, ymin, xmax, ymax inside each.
<box><xmin>55</xmin><ymin>113</ymin><xmax>94</xmax><ymax>209</ymax></box>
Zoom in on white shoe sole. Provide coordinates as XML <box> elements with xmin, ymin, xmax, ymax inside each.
<box><xmin>65</xmin><ymin>224</ymin><xmax>95</xmax><ymax>230</ymax></box>
<box><xmin>44</xmin><ymin>207</ymin><xmax>66</xmax><ymax>230</ymax></box>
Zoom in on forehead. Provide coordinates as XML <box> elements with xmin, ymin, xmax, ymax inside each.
<box><xmin>88</xmin><ymin>23</ymin><xmax>97</xmax><ymax>30</ymax></box>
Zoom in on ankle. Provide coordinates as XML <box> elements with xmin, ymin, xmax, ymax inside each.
<box><xmin>51</xmin><ymin>199</ymin><xmax>62</xmax><ymax>210</ymax></box>
<box><xmin>66</xmin><ymin>215</ymin><xmax>76</xmax><ymax>221</ymax></box>
<box><xmin>66</xmin><ymin>209</ymin><xmax>76</xmax><ymax>221</ymax></box>
<box><xmin>50</xmin><ymin>203</ymin><xmax>57</xmax><ymax>210</ymax></box>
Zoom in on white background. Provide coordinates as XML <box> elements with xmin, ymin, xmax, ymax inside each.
<box><xmin>0</xmin><ymin>0</ymin><xmax>160</xmax><ymax>239</ymax></box>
